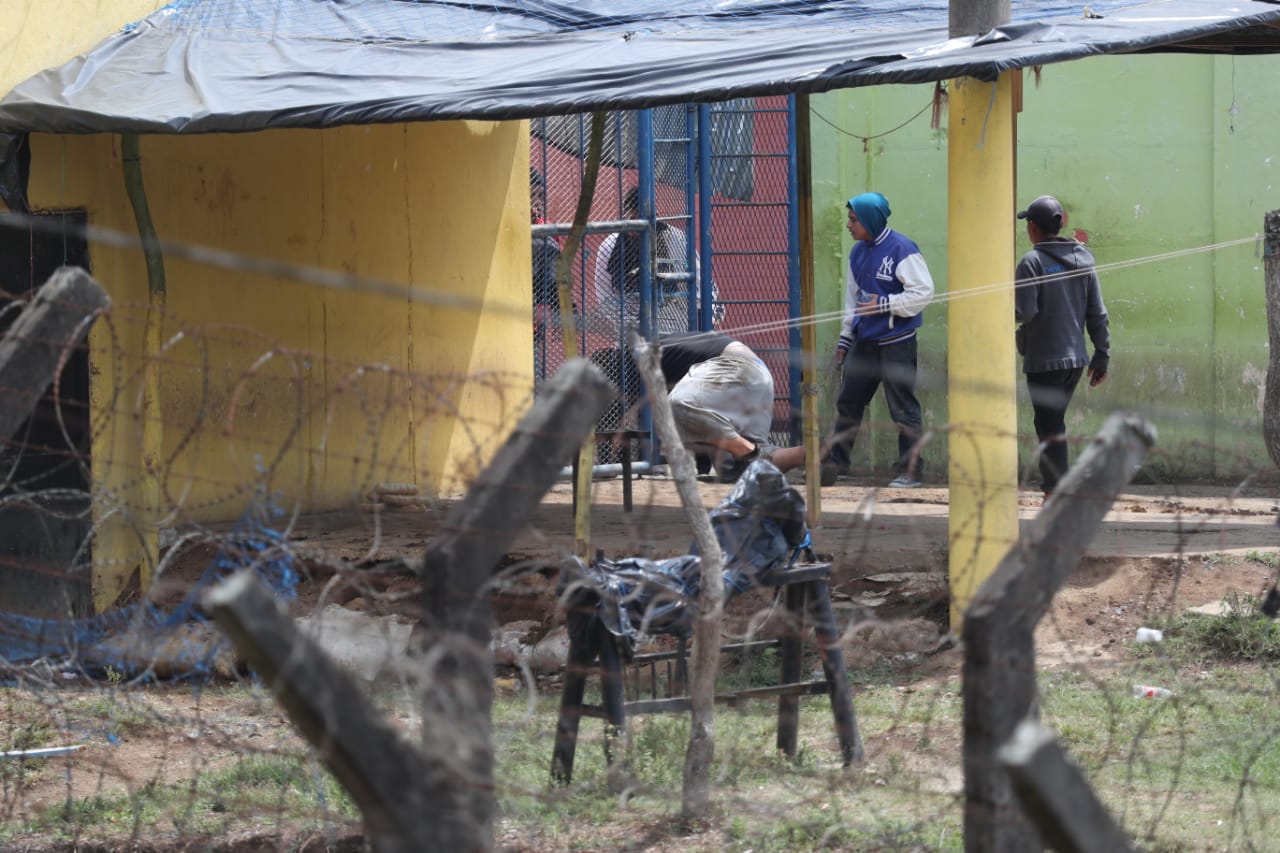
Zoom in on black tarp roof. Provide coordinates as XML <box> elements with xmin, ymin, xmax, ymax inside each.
<box><xmin>2</xmin><ymin>0</ymin><xmax>1280</xmax><ymax>134</ymax></box>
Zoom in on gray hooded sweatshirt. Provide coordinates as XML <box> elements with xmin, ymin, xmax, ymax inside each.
<box><xmin>1014</xmin><ymin>236</ymin><xmax>1110</xmax><ymax>375</ymax></box>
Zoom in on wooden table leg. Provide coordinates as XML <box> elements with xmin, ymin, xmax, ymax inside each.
<box><xmin>598</xmin><ymin>634</ymin><xmax>629</xmax><ymax>771</ymax></box>
<box><xmin>674</xmin><ymin>635</ymin><xmax>689</xmax><ymax>697</ymax></box>
<box><xmin>776</xmin><ymin>582</ymin><xmax>807</xmax><ymax>757</ymax></box>
<box><xmin>621</xmin><ymin>439</ymin><xmax>633</xmax><ymax>513</ymax></box>
<box><xmin>551</xmin><ymin>623</ymin><xmax>596</xmax><ymax>785</ymax></box>
<box><xmin>809</xmin><ymin>580</ymin><xmax>863</xmax><ymax>764</ymax></box>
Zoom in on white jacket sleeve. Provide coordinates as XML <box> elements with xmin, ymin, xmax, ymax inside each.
<box><xmin>591</xmin><ymin>234</ymin><xmax>622</xmax><ymax>338</ymax></box>
<box><xmin>887</xmin><ymin>251</ymin><xmax>933</xmax><ymax>317</ymax></box>
<box><xmin>838</xmin><ymin>257</ymin><xmax>859</xmax><ymax>351</ymax></box>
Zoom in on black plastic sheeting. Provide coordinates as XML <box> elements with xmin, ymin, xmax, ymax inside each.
<box><xmin>1</xmin><ymin>0</ymin><xmax>1279</xmax><ymax>135</ymax></box>
<box><xmin>558</xmin><ymin>459</ymin><xmax>809</xmax><ymax>658</ymax></box>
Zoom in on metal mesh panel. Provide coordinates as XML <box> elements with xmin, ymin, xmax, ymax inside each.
<box><xmin>531</xmin><ymin>99</ymin><xmax>797</xmax><ymax>454</ymax></box>
<box><xmin>707</xmin><ymin>96</ymin><xmax>797</xmax><ymax>447</ymax></box>
<box><xmin>532</xmin><ymin>113</ymin><xmax>643</xmax><ymax>462</ymax></box>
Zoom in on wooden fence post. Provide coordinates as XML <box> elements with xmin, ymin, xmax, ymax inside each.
<box><xmin>997</xmin><ymin>718</ymin><xmax>1135</xmax><ymax>853</ymax></box>
<box><xmin>631</xmin><ymin>336</ymin><xmax>727</xmax><ymax>819</ymax></box>
<box><xmin>0</xmin><ymin>265</ymin><xmax>109</xmax><ymax>442</ymax></box>
<box><xmin>962</xmin><ymin>413</ymin><xmax>1155</xmax><ymax>851</ymax></box>
<box><xmin>417</xmin><ymin>357</ymin><xmax>615</xmax><ymax>850</ymax></box>
<box><xmin>209</xmin><ymin>358</ymin><xmax>614</xmax><ymax>852</ymax></box>
<box><xmin>206</xmin><ymin>571</ymin><xmax>436</xmax><ymax>853</ymax></box>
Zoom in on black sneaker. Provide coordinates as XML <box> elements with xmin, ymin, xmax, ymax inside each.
<box><xmin>716</xmin><ymin>446</ymin><xmax>760</xmax><ymax>484</ymax></box>
<box><xmin>820</xmin><ymin>462</ymin><xmax>844</xmax><ymax>487</ymax></box>
<box><xmin>695</xmin><ymin>453</ymin><xmax>712</xmax><ymax>476</ymax></box>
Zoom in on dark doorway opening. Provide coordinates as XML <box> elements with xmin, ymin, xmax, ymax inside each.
<box><xmin>0</xmin><ymin>210</ymin><xmax>93</xmax><ymax>618</ymax></box>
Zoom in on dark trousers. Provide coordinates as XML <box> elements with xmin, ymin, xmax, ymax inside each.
<box><xmin>1026</xmin><ymin>366</ymin><xmax>1085</xmax><ymax>494</ymax></box>
<box><xmin>828</xmin><ymin>337</ymin><xmax>923</xmax><ymax>477</ymax></box>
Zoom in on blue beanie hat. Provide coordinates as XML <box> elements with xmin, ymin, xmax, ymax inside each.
<box><xmin>848</xmin><ymin>192</ymin><xmax>891</xmax><ymax>237</ymax></box>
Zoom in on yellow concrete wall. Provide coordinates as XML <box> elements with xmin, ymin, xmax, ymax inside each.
<box><xmin>0</xmin><ymin>1</ymin><xmax>168</xmax><ymax>96</ymax></box>
<box><xmin>23</xmin><ymin>123</ymin><xmax>534</xmax><ymax>610</ymax></box>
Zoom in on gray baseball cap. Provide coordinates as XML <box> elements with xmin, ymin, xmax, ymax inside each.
<box><xmin>1016</xmin><ymin>195</ymin><xmax>1064</xmax><ymax>230</ymax></box>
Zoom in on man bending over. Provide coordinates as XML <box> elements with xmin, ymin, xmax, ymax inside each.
<box><xmin>656</xmin><ymin>331</ymin><xmax>804</xmax><ymax>482</ymax></box>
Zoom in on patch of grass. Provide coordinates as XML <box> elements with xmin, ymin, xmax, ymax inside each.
<box><xmin>1148</xmin><ymin>593</ymin><xmax>1280</xmax><ymax>663</ymax></box>
<box><xmin>1041</xmin><ymin>668</ymin><xmax>1280</xmax><ymax>849</ymax></box>
<box><xmin>3</xmin><ymin>715</ymin><xmax>55</xmax><ymax>752</ymax></box>
<box><xmin>0</xmin><ymin>713</ymin><xmax>58</xmax><ymax>790</ymax></box>
<box><xmin>65</xmin><ymin>692</ymin><xmax>159</xmax><ymax>739</ymax></box>
<box><xmin>717</xmin><ymin>645</ymin><xmax>784</xmax><ymax>691</ymax></box>
<box><xmin>496</xmin><ymin>638</ymin><xmax>1277</xmax><ymax>853</ymax></box>
<box><xmin>1245</xmin><ymin>550</ymin><xmax>1280</xmax><ymax>570</ymax></box>
<box><xmin>1199</xmin><ymin>553</ymin><xmax>1229</xmax><ymax>570</ymax></box>
<box><xmin>847</xmin><ymin>658</ymin><xmax>919</xmax><ymax>689</ymax></box>
<box><xmin>25</xmin><ymin>781</ymin><xmax>169</xmax><ymax>842</ymax></box>
<box><xmin>196</xmin><ymin>753</ymin><xmax>357</xmax><ymax>822</ymax></box>
<box><xmin>0</xmin><ymin>747</ymin><xmax>358</xmax><ymax>847</ymax></box>
<box><xmin>493</xmin><ymin>681</ymin><xmax>965</xmax><ymax>851</ymax></box>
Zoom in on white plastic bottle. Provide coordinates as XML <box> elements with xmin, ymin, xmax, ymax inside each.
<box><xmin>1132</xmin><ymin>684</ymin><xmax>1175</xmax><ymax>699</ymax></box>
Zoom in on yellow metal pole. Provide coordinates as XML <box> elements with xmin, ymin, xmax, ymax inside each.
<box><xmin>946</xmin><ymin>72</ymin><xmax>1019</xmax><ymax>627</ymax></box>
<box><xmin>795</xmin><ymin>94</ymin><xmax>823</xmax><ymax>527</ymax></box>
<box><xmin>556</xmin><ymin>113</ymin><xmax>606</xmax><ymax>559</ymax></box>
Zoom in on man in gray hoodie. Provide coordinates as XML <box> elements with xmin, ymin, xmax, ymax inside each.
<box><xmin>1015</xmin><ymin>195</ymin><xmax>1110</xmax><ymax>497</ymax></box>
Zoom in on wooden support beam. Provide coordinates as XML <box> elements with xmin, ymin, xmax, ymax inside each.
<box><xmin>631</xmin><ymin>335</ymin><xmax>727</xmax><ymax>819</ymax></box>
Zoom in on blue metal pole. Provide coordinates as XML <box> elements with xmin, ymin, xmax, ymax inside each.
<box><xmin>786</xmin><ymin>95</ymin><xmax>803</xmax><ymax>444</ymax></box>
<box><xmin>683</xmin><ymin>105</ymin><xmax>700</xmax><ymax>330</ymax></box>
<box><xmin>638</xmin><ymin>109</ymin><xmax>656</xmax><ymax>459</ymax></box>
<box><xmin>697</xmin><ymin>104</ymin><xmax>714</xmax><ymax>334</ymax></box>
<box><xmin>638</xmin><ymin>110</ymin><xmax>655</xmax><ymax>342</ymax></box>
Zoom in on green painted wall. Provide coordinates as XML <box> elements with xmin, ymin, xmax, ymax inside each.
<box><xmin>811</xmin><ymin>55</ymin><xmax>1279</xmax><ymax>482</ymax></box>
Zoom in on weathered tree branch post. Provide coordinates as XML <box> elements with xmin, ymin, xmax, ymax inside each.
<box><xmin>0</xmin><ymin>265</ymin><xmax>110</xmax><ymax>442</ymax></box>
<box><xmin>997</xmin><ymin>719</ymin><xmax>1135</xmax><ymax>853</ymax></box>
<box><xmin>631</xmin><ymin>335</ymin><xmax>726</xmax><ymax>820</ymax></box>
<box><xmin>206</xmin><ymin>571</ymin><xmax>436</xmax><ymax>853</ymax></box>
<box><xmin>209</xmin><ymin>359</ymin><xmax>614</xmax><ymax>852</ymax></box>
<box><xmin>962</xmin><ymin>413</ymin><xmax>1155</xmax><ymax>852</ymax></box>
<box><xmin>417</xmin><ymin>358</ymin><xmax>614</xmax><ymax>850</ymax></box>
<box><xmin>1262</xmin><ymin>210</ymin><xmax>1280</xmax><ymax>467</ymax></box>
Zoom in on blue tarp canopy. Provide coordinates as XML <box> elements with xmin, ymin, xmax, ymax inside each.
<box><xmin>1</xmin><ymin>0</ymin><xmax>1279</xmax><ymax>134</ymax></box>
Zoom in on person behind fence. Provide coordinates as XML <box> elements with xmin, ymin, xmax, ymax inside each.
<box><xmin>822</xmin><ymin>191</ymin><xmax>934</xmax><ymax>489</ymax></box>
<box><xmin>530</xmin><ymin>168</ymin><xmax>568</xmax><ymax>382</ymax></box>
<box><xmin>654</xmin><ymin>330</ymin><xmax>805</xmax><ymax>483</ymax></box>
<box><xmin>589</xmin><ymin>185</ymin><xmax>722</xmax><ymax>464</ymax></box>
<box><xmin>592</xmin><ymin>186</ymin><xmax>723</xmax><ymax>339</ymax></box>
<box><xmin>1014</xmin><ymin>194</ymin><xmax>1110</xmax><ymax>497</ymax></box>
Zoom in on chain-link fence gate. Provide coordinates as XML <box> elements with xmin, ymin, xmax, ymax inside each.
<box><xmin>700</xmin><ymin>95</ymin><xmax>801</xmax><ymax>450</ymax></box>
<box><xmin>530</xmin><ymin>96</ymin><xmax>800</xmax><ymax>463</ymax></box>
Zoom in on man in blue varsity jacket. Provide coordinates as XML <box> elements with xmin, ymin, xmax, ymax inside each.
<box><xmin>823</xmin><ymin>192</ymin><xmax>934</xmax><ymax>488</ymax></box>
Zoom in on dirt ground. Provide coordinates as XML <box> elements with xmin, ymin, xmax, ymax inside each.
<box><xmin>5</xmin><ymin>474</ymin><xmax>1279</xmax><ymax>848</ymax></box>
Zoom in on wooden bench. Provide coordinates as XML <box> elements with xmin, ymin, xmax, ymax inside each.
<box><xmin>550</xmin><ymin>560</ymin><xmax>863</xmax><ymax>784</ymax></box>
